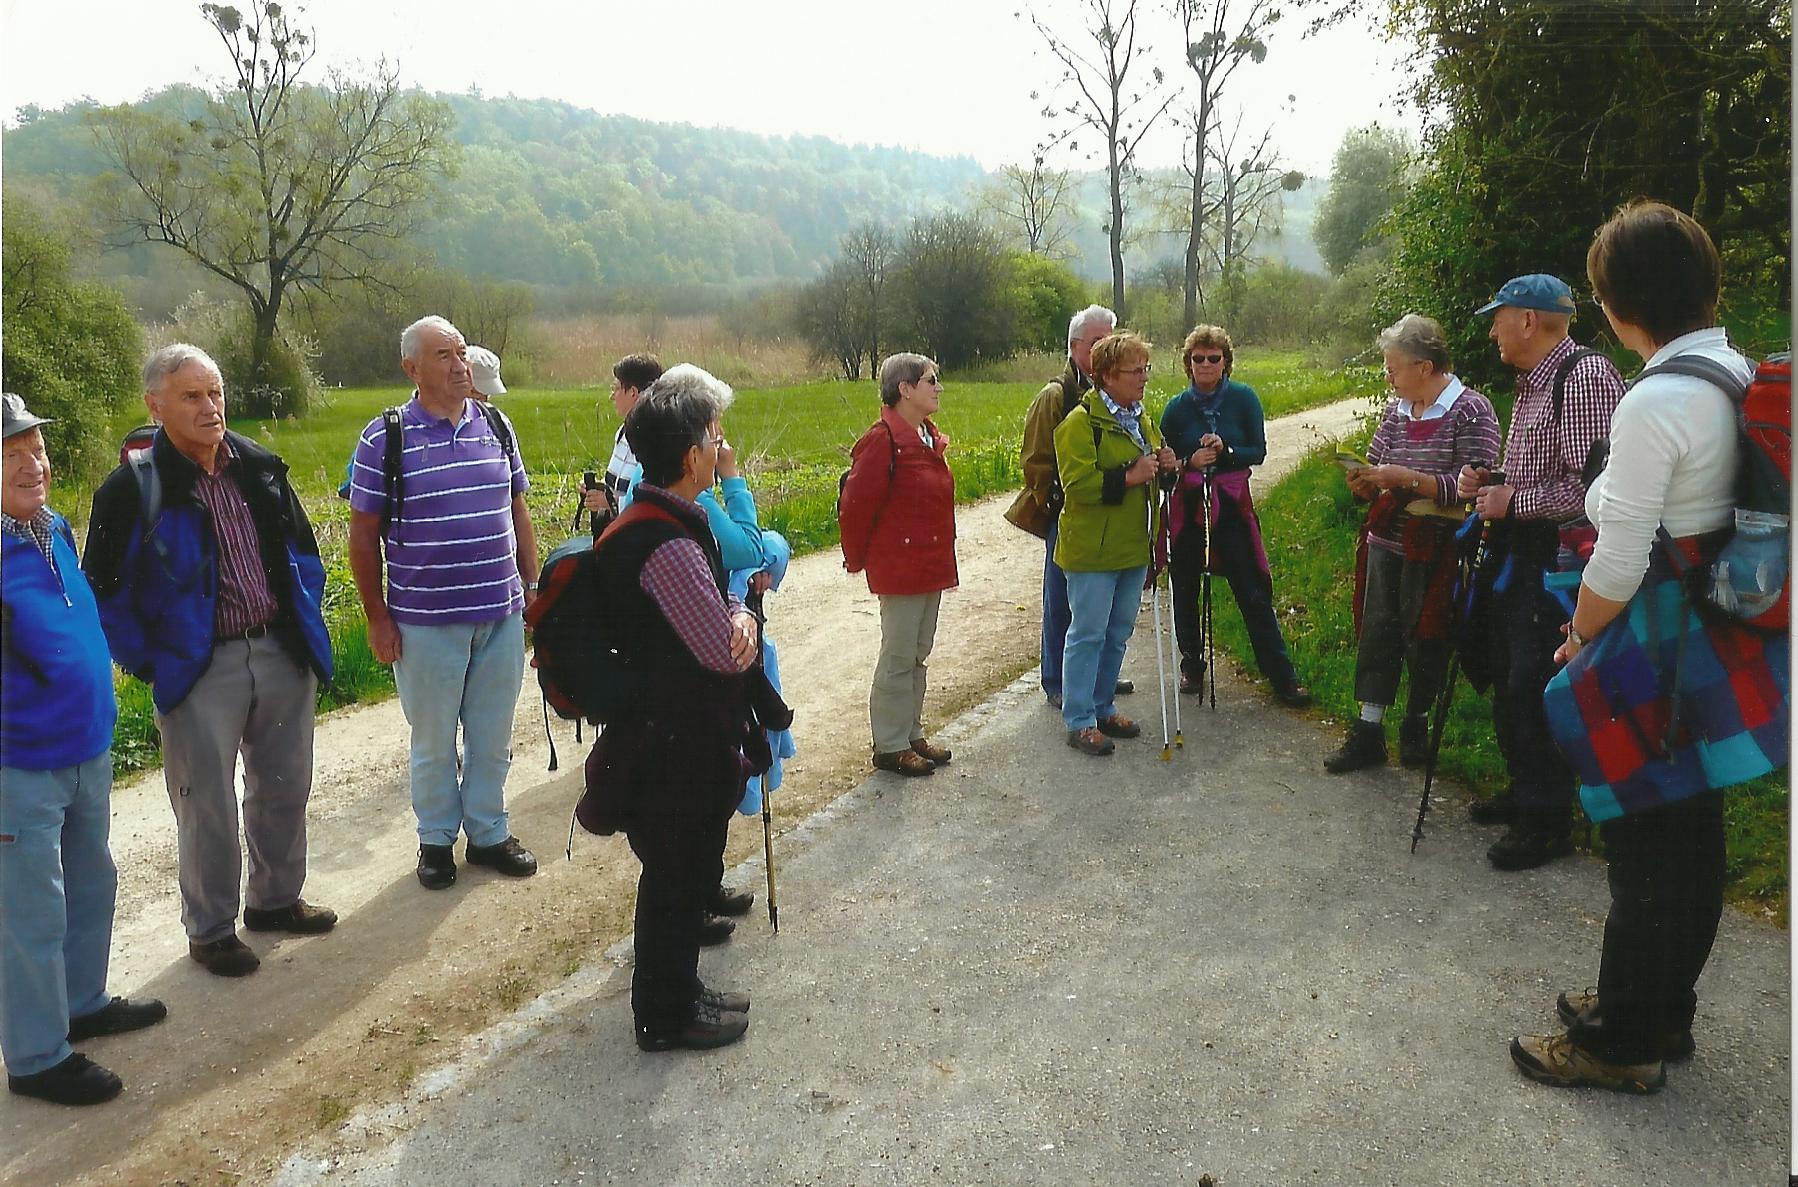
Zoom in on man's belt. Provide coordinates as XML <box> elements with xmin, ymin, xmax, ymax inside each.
<box><xmin>218</xmin><ymin>621</ymin><xmax>273</xmax><ymax>643</ymax></box>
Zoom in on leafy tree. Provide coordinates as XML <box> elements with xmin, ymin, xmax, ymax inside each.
<box><xmin>1010</xmin><ymin>252</ymin><xmax>1092</xmax><ymax>352</ymax></box>
<box><xmin>1376</xmin><ymin>0</ymin><xmax>1791</xmax><ymax>385</ymax></box>
<box><xmin>1202</xmin><ymin>115</ymin><xmax>1304</xmax><ymax>325</ymax></box>
<box><xmin>88</xmin><ymin>2</ymin><xmax>456</xmax><ymax>415</ymax></box>
<box><xmin>1</xmin><ymin>196</ymin><xmax>142</xmax><ymax>480</ymax></box>
<box><xmin>1029</xmin><ymin>0</ymin><xmax>1175</xmax><ymax>321</ymax></box>
<box><xmin>1312</xmin><ymin>123</ymin><xmax>1412</xmax><ymax>275</ymax></box>
<box><xmin>890</xmin><ymin>213</ymin><xmax>1022</xmax><ymax>370</ymax></box>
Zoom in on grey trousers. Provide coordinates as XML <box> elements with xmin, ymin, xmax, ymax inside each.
<box><xmin>156</xmin><ymin>635</ymin><xmax>318</xmax><ymax>942</ymax></box>
<box><xmin>871</xmin><ymin>592</ymin><xmax>941</xmax><ymax>753</ymax></box>
<box><xmin>1352</xmin><ymin>545</ymin><xmax>1449</xmax><ymax>720</ymax></box>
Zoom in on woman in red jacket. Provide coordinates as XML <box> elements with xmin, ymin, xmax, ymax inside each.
<box><xmin>838</xmin><ymin>353</ymin><xmax>959</xmax><ymax>776</ymax></box>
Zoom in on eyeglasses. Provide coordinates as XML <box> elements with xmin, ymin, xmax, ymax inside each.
<box><xmin>919</xmin><ymin>373</ymin><xmax>942</xmax><ymax>386</ymax></box>
<box><xmin>1187</xmin><ymin>352</ymin><xmax>1225</xmax><ymax>365</ymax></box>
<box><xmin>1117</xmin><ymin>364</ymin><xmax>1152</xmax><ymax>378</ymax></box>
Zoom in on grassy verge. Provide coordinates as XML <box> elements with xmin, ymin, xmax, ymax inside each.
<box><xmin>1203</xmin><ymin>443</ymin><xmax>1788</xmax><ymax>921</ymax></box>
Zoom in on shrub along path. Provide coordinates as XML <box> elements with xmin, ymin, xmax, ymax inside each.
<box><xmin>16</xmin><ymin>398</ymin><xmax>1776</xmax><ymax>1186</ymax></box>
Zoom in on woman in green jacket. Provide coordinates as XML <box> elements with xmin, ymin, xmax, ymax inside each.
<box><xmin>1053</xmin><ymin>331</ymin><xmax>1179</xmax><ymax>755</ymax></box>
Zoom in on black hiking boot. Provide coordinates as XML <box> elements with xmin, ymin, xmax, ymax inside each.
<box><xmin>1398</xmin><ymin>715</ymin><xmax>1430</xmax><ymax>769</ymax></box>
<box><xmin>1323</xmin><ymin>721</ymin><xmax>1386</xmax><ymax>774</ymax></box>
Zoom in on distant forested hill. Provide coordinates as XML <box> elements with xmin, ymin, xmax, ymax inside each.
<box><xmin>1</xmin><ymin>87</ymin><xmax>989</xmax><ymax>309</ymax></box>
<box><xmin>3</xmin><ymin>86</ymin><xmax>1325</xmax><ymax>317</ymax></box>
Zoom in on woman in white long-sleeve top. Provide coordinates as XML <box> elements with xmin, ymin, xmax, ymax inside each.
<box><xmin>1514</xmin><ymin>200</ymin><xmax>1789</xmax><ymax>1095</ymax></box>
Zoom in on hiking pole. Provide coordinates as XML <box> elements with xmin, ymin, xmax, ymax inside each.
<box><xmin>1412</xmin><ymin>470</ymin><xmax>1503</xmax><ymax>852</ymax></box>
<box><xmin>1160</xmin><ymin>484</ymin><xmax>1184</xmax><ymax>750</ymax></box>
<box><xmin>762</xmin><ymin>790</ymin><xmax>779</xmax><ymax>933</ymax></box>
<box><xmin>1200</xmin><ymin>468</ymin><xmax>1218</xmax><ymax>711</ymax></box>
<box><xmin>1148</xmin><ymin>491</ymin><xmax>1173</xmax><ymax>761</ymax></box>
<box><xmin>1411</xmin><ymin>649</ymin><xmax>1461</xmax><ymax>853</ymax></box>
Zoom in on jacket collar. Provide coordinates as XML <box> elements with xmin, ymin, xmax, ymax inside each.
<box><xmin>149</xmin><ymin>428</ymin><xmax>286</xmax><ymax>502</ymax></box>
<box><xmin>632</xmin><ymin>482</ymin><xmax>713</xmax><ymax>536</ymax></box>
<box><xmin>878</xmin><ymin>404</ymin><xmax>943</xmax><ymax>453</ymax></box>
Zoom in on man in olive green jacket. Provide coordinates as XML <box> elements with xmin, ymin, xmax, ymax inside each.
<box><xmin>1005</xmin><ymin>305</ymin><xmax>1118</xmax><ymax>709</ymax></box>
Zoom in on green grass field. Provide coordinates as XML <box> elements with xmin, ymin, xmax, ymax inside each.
<box><xmin>1202</xmin><ymin>443</ymin><xmax>1789</xmax><ymax>919</ymax></box>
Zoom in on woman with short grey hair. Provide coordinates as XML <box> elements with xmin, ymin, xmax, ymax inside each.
<box><xmin>839</xmin><ymin>352</ymin><xmax>958</xmax><ymax>776</ymax></box>
<box><xmin>1324</xmin><ymin>313</ymin><xmax>1500</xmax><ymax>774</ymax></box>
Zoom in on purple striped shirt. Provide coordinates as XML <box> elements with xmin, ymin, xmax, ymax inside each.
<box><xmin>191</xmin><ymin>438</ymin><xmax>279</xmax><ymax>638</ymax></box>
<box><xmin>349</xmin><ymin>395</ymin><xmax>529</xmax><ymax>625</ymax></box>
<box><xmin>1365</xmin><ymin>380</ymin><xmax>1502</xmax><ymax>551</ymax></box>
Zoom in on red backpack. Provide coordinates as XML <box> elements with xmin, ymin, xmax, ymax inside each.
<box><xmin>1648</xmin><ymin>351</ymin><xmax>1790</xmax><ymax>632</ymax></box>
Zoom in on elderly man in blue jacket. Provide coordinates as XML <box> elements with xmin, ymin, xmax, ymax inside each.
<box><xmin>84</xmin><ymin>346</ymin><xmax>337</xmax><ymax>980</ymax></box>
<box><xmin>2</xmin><ymin>393</ymin><xmax>166</xmax><ymax>1106</ymax></box>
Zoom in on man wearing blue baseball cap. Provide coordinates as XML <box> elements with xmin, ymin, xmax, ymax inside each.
<box><xmin>1457</xmin><ymin>274</ymin><xmax>1625</xmax><ymax>870</ymax></box>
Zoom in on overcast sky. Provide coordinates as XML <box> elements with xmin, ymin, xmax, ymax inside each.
<box><xmin>2</xmin><ymin>0</ymin><xmax>1420</xmax><ymax>177</ymax></box>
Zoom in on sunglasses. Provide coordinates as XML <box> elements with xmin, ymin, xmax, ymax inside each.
<box><xmin>1187</xmin><ymin>352</ymin><xmax>1225</xmax><ymax>365</ymax></box>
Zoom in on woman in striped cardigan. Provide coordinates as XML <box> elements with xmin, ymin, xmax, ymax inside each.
<box><xmin>1324</xmin><ymin>314</ymin><xmax>1500</xmax><ymax>774</ymax></box>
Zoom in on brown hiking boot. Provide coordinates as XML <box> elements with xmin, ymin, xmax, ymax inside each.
<box><xmin>1323</xmin><ymin>721</ymin><xmax>1386</xmax><ymax>774</ymax></box>
<box><xmin>1096</xmin><ymin>713</ymin><xmax>1141</xmax><ymax>738</ymax></box>
<box><xmin>1510</xmin><ymin>1032</ymin><xmax>1664</xmax><ymax>1094</ymax></box>
<box><xmin>873</xmin><ymin>749</ymin><xmax>935</xmax><ymax>776</ymax></box>
<box><xmin>911</xmin><ymin>737</ymin><xmax>952</xmax><ymax>766</ymax></box>
<box><xmin>1066</xmin><ymin>727</ymin><xmax>1115</xmax><ymax>756</ymax></box>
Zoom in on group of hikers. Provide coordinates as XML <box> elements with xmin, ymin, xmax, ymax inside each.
<box><xmin>0</xmin><ymin>198</ymin><xmax>1786</xmax><ymax>1111</ymax></box>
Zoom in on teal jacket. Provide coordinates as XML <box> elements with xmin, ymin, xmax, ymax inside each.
<box><xmin>1052</xmin><ymin>392</ymin><xmax>1163</xmax><ymax>572</ymax></box>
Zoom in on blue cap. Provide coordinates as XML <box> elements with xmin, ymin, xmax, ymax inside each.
<box><xmin>1475</xmin><ymin>274</ymin><xmax>1576</xmax><ymax>316</ymax></box>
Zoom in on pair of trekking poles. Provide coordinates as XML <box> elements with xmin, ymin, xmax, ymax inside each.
<box><xmin>1144</xmin><ymin>466</ymin><xmax>1217</xmax><ymax>761</ymax></box>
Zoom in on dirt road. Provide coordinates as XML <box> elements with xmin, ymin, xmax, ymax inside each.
<box><xmin>0</xmin><ymin>398</ymin><xmax>1369</xmax><ymax>1187</ymax></box>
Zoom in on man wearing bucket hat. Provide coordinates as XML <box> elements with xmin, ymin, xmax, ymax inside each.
<box><xmin>1457</xmin><ymin>274</ymin><xmax>1625</xmax><ymax>869</ymax></box>
<box><xmin>2</xmin><ymin>393</ymin><xmax>167</xmax><ymax>1106</ymax></box>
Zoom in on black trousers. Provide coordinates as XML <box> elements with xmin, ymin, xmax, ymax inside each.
<box><xmin>626</xmin><ymin>805</ymin><xmax>732</xmax><ymax>1030</ymax></box>
<box><xmin>1352</xmin><ymin>546</ymin><xmax>1450</xmax><ymax>720</ymax></box>
<box><xmin>1586</xmin><ymin>790</ymin><xmax>1726</xmax><ymax>1062</ymax></box>
<box><xmin>1168</xmin><ymin>510</ymin><xmax>1296</xmax><ymax>687</ymax></box>
<box><xmin>1488</xmin><ymin>577</ymin><xmax>1574</xmax><ymax>829</ymax></box>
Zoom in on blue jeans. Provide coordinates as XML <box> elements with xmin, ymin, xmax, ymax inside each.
<box><xmin>394</xmin><ymin>614</ymin><xmax>524</xmax><ymax>848</ymax></box>
<box><xmin>1061</xmin><ymin>566</ymin><xmax>1147</xmax><ymax>732</ymax></box>
<box><xmin>1041</xmin><ymin>521</ymin><xmax>1072</xmax><ymax>699</ymax></box>
<box><xmin>0</xmin><ymin>753</ymin><xmax>116</xmax><ymax>1076</ymax></box>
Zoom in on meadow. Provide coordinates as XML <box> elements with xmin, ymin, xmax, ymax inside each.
<box><xmin>92</xmin><ymin>349</ymin><xmax>1373</xmax><ymax>777</ymax></box>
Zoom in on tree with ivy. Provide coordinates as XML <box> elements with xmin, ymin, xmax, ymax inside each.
<box><xmin>1371</xmin><ymin>0</ymin><xmax>1791</xmax><ymax>383</ymax></box>
<box><xmin>89</xmin><ymin>2</ymin><xmax>456</xmax><ymax>415</ymax></box>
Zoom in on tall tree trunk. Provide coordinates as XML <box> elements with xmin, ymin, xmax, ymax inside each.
<box><xmin>1109</xmin><ymin>143</ymin><xmax>1127</xmax><ymax>322</ymax></box>
<box><xmin>1183</xmin><ymin>95</ymin><xmax>1212</xmax><ymax>331</ymax></box>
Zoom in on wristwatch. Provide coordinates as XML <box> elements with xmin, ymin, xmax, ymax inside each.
<box><xmin>1567</xmin><ymin>623</ymin><xmax>1588</xmax><ymax>648</ymax></box>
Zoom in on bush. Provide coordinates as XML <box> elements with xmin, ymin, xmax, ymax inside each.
<box><xmin>150</xmin><ymin>294</ymin><xmax>325</xmax><ymax>419</ymax></box>
<box><xmin>1</xmin><ymin>194</ymin><xmax>143</xmax><ymax>480</ymax></box>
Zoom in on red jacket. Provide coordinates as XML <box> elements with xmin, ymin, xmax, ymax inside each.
<box><xmin>838</xmin><ymin>405</ymin><xmax>958</xmax><ymax>595</ymax></box>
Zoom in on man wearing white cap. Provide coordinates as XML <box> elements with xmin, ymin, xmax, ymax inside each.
<box><xmin>466</xmin><ymin>344</ymin><xmax>507</xmax><ymax>402</ymax></box>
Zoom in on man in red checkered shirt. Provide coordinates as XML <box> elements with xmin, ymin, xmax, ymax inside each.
<box><xmin>1457</xmin><ymin>274</ymin><xmax>1625</xmax><ymax>871</ymax></box>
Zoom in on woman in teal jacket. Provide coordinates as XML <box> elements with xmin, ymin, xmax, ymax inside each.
<box><xmin>1053</xmin><ymin>331</ymin><xmax>1178</xmax><ymax>755</ymax></box>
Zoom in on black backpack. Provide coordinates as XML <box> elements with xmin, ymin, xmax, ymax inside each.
<box><xmin>523</xmin><ymin>500</ymin><xmax>680</xmax><ymax>768</ymax></box>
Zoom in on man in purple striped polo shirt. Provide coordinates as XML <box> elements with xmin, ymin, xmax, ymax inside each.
<box><xmin>347</xmin><ymin>316</ymin><xmax>542</xmax><ymax>890</ymax></box>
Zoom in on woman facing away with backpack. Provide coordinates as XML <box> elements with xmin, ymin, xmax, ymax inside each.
<box><xmin>837</xmin><ymin>353</ymin><xmax>958</xmax><ymax>778</ymax></box>
<box><xmin>1512</xmin><ymin>199</ymin><xmax>1790</xmax><ymax>1095</ymax></box>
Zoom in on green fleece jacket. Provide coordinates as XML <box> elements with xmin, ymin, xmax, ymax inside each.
<box><xmin>1052</xmin><ymin>391</ymin><xmax>1163</xmax><ymax>572</ymax></box>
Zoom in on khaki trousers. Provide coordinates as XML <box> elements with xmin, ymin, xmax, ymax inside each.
<box><xmin>870</xmin><ymin>592</ymin><xmax>941</xmax><ymax>753</ymax></box>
